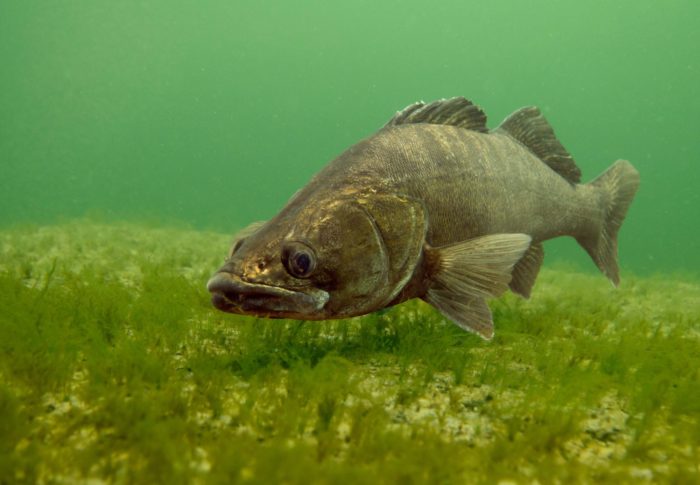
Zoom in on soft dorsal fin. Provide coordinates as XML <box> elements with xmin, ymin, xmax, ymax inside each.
<box><xmin>497</xmin><ymin>107</ymin><xmax>582</xmax><ymax>184</ymax></box>
<box><xmin>385</xmin><ymin>97</ymin><xmax>489</xmax><ymax>133</ymax></box>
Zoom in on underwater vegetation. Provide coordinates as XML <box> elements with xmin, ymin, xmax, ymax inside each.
<box><xmin>0</xmin><ymin>220</ymin><xmax>699</xmax><ymax>484</ymax></box>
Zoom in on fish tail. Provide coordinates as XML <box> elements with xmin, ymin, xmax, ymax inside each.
<box><xmin>577</xmin><ymin>160</ymin><xmax>640</xmax><ymax>285</ymax></box>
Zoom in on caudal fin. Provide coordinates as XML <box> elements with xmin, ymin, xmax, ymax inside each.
<box><xmin>578</xmin><ymin>160</ymin><xmax>640</xmax><ymax>285</ymax></box>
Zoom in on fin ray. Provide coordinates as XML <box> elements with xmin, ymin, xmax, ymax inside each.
<box><xmin>577</xmin><ymin>160</ymin><xmax>640</xmax><ymax>285</ymax></box>
<box><xmin>425</xmin><ymin>291</ymin><xmax>495</xmax><ymax>339</ymax></box>
<box><xmin>423</xmin><ymin>233</ymin><xmax>532</xmax><ymax>339</ymax></box>
<box><xmin>386</xmin><ymin>97</ymin><xmax>488</xmax><ymax>133</ymax></box>
<box><xmin>509</xmin><ymin>243</ymin><xmax>544</xmax><ymax>298</ymax></box>
<box><xmin>497</xmin><ymin>106</ymin><xmax>581</xmax><ymax>183</ymax></box>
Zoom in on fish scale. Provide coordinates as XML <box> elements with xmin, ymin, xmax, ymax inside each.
<box><xmin>208</xmin><ymin>97</ymin><xmax>640</xmax><ymax>339</ymax></box>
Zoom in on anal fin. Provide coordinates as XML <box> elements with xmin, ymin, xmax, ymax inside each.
<box><xmin>423</xmin><ymin>234</ymin><xmax>531</xmax><ymax>339</ymax></box>
<box><xmin>509</xmin><ymin>243</ymin><xmax>544</xmax><ymax>298</ymax></box>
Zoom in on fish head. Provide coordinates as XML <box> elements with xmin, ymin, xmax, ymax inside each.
<box><xmin>207</xmin><ymin>194</ymin><xmax>425</xmax><ymax>319</ymax></box>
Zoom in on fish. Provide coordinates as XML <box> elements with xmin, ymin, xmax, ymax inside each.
<box><xmin>207</xmin><ymin>97</ymin><xmax>640</xmax><ymax>339</ymax></box>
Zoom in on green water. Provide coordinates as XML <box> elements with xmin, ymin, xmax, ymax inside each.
<box><xmin>1</xmin><ymin>2</ymin><xmax>700</xmax><ymax>483</ymax></box>
<box><xmin>1</xmin><ymin>0</ymin><xmax>698</xmax><ymax>275</ymax></box>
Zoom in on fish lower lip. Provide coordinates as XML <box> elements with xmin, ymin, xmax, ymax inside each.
<box><xmin>207</xmin><ymin>273</ymin><xmax>296</xmax><ymax>301</ymax></box>
<box><xmin>206</xmin><ymin>273</ymin><xmax>328</xmax><ymax>314</ymax></box>
<box><xmin>211</xmin><ymin>292</ymin><xmax>236</xmax><ymax>312</ymax></box>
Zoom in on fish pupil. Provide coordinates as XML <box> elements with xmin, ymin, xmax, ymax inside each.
<box><xmin>281</xmin><ymin>241</ymin><xmax>316</xmax><ymax>278</ymax></box>
<box><xmin>294</xmin><ymin>252</ymin><xmax>311</xmax><ymax>274</ymax></box>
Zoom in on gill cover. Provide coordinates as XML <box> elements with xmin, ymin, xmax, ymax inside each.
<box><xmin>286</xmin><ymin>194</ymin><xmax>426</xmax><ymax>317</ymax></box>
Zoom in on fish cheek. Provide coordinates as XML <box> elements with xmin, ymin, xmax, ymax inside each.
<box><xmin>356</xmin><ymin>195</ymin><xmax>427</xmax><ymax>293</ymax></box>
<box><xmin>310</xmin><ymin>204</ymin><xmax>390</xmax><ymax>316</ymax></box>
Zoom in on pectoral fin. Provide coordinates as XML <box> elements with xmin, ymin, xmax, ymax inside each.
<box><xmin>425</xmin><ymin>289</ymin><xmax>496</xmax><ymax>339</ymax></box>
<box><xmin>423</xmin><ymin>234</ymin><xmax>532</xmax><ymax>339</ymax></box>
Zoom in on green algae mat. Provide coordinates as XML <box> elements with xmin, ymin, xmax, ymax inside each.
<box><xmin>1</xmin><ymin>221</ymin><xmax>698</xmax><ymax>483</ymax></box>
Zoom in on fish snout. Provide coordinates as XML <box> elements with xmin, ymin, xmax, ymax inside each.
<box><xmin>206</xmin><ymin>272</ymin><xmax>328</xmax><ymax>316</ymax></box>
<box><xmin>206</xmin><ymin>273</ymin><xmax>247</xmax><ymax>312</ymax></box>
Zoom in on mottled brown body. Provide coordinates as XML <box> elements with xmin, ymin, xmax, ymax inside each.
<box><xmin>208</xmin><ymin>98</ymin><xmax>639</xmax><ymax>339</ymax></box>
<box><xmin>318</xmin><ymin>124</ymin><xmax>601</xmax><ymax>248</ymax></box>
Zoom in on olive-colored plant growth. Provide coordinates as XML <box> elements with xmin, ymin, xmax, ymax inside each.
<box><xmin>0</xmin><ymin>221</ymin><xmax>698</xmax><ymax>483</ymax></box>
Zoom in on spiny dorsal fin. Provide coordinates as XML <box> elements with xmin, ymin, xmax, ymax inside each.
<box><xmin>497</xmin><ymin>107</ymin><xmax>582</xmax><ymax>184</ymax></box>
<box><xmin>385</xmin><ymin>97</ymin><xmax>488</xmax><ymax>133</ymax></box>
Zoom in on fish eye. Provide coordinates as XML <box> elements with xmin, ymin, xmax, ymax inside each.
<box><xmin>282</xmin><ymin>242</ymin><xmax>316</xmax><ymax>278</ymax></box>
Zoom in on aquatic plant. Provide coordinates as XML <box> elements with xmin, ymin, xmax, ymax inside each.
<box><xmin>0</xmin><ymin>220</ymin><xmax>698</xmax><ymax>483</ymax></box>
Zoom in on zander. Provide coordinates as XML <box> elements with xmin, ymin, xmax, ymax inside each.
<box><xmin>207</xmin><ymin>97</ymin><xmax>640</xmax><ymax>339</ymax></box>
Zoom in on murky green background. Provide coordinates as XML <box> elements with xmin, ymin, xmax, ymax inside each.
<box><xmin>1</xmin><ymin>0</ymin><xmax>698</xmax><ymax>275</ymax></box>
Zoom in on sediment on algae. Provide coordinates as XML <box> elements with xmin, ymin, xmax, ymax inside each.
<box><xmin>0</xmin><ymin>220</ymin><xmax>698</xmax><ymax>483</ymax></box>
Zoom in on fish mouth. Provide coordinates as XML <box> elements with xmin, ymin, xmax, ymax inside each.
<box><xmin>206</xmin><ymin>272</ymin><xmax>329</xmax><ymax>318</ymax></box>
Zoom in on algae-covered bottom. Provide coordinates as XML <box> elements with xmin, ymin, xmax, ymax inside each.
<box><xmin>0</xmin><ymin>220</ymin><xmax>698</xmax><ymax>483</ymax></box>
